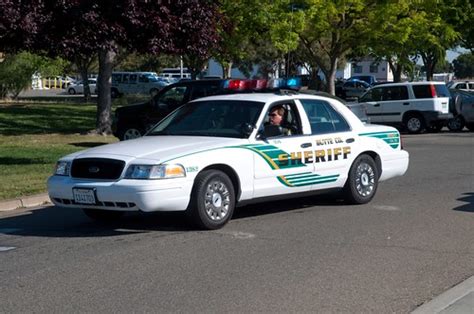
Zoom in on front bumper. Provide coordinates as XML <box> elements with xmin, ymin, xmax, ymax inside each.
<box><xmin>47</xmin><ymin>175</ymin><xmax>193</xmax><ymax>212</ymax></box>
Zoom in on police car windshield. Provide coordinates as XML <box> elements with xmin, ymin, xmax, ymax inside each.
<box><xmin>148</xmin><ymin>100</ymin><xmax>264</xmax><ymax>138</ymax></box>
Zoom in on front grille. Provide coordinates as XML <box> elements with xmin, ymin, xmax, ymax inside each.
<box><xmin>54</xmin><ymin>198</ymin><xmax>136</xmax><ymax>208</ymax></box>
<box><xmin>71</xmin><ymin>158</ymin><xmax>125</xmax><ymax>180</ymax></box>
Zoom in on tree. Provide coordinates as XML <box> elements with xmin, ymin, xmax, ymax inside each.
<box><xmin>1</xmin><ymin>0</ymin><xmax>222</xmax><ymax>134</ymax></box>
<box><xmin>268</xmin><ymin>0</ymin><xmax>382</xmax><ymax>95</ymax></box>
<box><xmin>452</xmin><ymin>52</ymin><xmax>474</xmax><ymax>78</ymax></box>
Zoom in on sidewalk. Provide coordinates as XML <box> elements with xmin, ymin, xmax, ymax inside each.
<box><xmin>0</xmin><ymin>194</ymin><xmax>472</xmax><ymax>313</ymax></box>
<box><xmin>0</xmin><ymin>193</ymin><xmax>51</xmax><ymax>211</ymax></box>
<box><xmin>412</xmin><ymin>275</ymin><xmax>474</xmax><ymax>313</ymax></box>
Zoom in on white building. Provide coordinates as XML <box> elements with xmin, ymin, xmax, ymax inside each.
<box><xmin>350</xmin><ymin>58</ymin><xmax>394</xmax><ymax>82</ymax></box>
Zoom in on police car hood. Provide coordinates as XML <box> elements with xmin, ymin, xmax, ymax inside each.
<box><xmin>68</xmin><ymin>136</ymin><xmax>244</xmax><ymax>162</ymax></box>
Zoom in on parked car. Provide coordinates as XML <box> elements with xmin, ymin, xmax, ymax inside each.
<box><xmin>67</xmin><ymin>78</ymin><xmax>97</xmax><ymax>95</ymax></box>
<box><xmin>447</xmin><ymin>89</ymin><xmax>474</xmax><ymax>131</ymax></box>
<box><xmin>358</xmin><ymin>81</ymin><xmax>452</xmax><ymax>133</ymax></box>
<box><xmin>113</xmin><ymin>79</ymin><xmax>225</xmax><ymax>140</ymax></box>
<box><xmin>336</xmin><ymin>79</ymin><xmax>371</xmax><ymax>100</ymax></box>
<box><xmin>48</xmin><ymin>82</ymin><xmax>409</xmax><ymax>229</ymax></box>
<box><xmin>111</xmin><ymin>72</ymin><xmax>169</xmax><ymax>98</ymax></box>
<box><xmin>348</xmin><ymin>75</ymin><xmax>377</xmax><ymax>86</ymax></box>
<box><xmin>447</xmin><ymin>81</ymin><xmax>474</xmax><ymax>92</ymax></box>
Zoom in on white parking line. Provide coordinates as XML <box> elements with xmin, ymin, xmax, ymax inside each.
<box><xmin>0</xmin><ymin>246</ymin><xmax>16</xmax><ymax>252</ymax></box>
<box><xmin>373</xmin><ymin>205</ymin><xmax>401</xmax><ymax>211</ymax></box>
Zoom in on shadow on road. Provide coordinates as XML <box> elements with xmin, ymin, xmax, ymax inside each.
<box><xmin>0</xmin><ymin>193</ymin><xmax>344</xmax><ymax>238</ymax></box>
<box><xmin>452</xmin><ymin>192</ymin><xmax>474</xmax><ymax>213</ymax></box>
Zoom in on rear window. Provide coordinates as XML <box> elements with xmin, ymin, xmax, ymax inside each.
<box><xmin>412</xmin><ymin>84</ymin><xmax>449</xmax><ymax>98</ymax></box>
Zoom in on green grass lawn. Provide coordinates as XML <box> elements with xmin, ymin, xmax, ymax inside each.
<box><xmin>0</xmin><ymin>102</ymin><xmax>119</xmax><ymax>200</ymax></box>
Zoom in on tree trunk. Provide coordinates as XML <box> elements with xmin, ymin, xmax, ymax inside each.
<box><xmin>388</xmin><ymin>59</ymin><xmax>403</xmax><ymax>83</ymax></box>
<box><xmin>79</xmin><ymin>64</ymin><xmax>91</xmax><ymax>103</ymax></box>
<box><xmin>96</xmin><ymin>48</ymin><xmax>116</xmax><ymax>135</ymax></box>
<box><xmin>326</xmin><ymin>57</ymin><xmax>338</xmax><ymax>95</ymax></box>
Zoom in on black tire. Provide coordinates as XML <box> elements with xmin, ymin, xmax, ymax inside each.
<box><xmin>68</xmin><ymin>88</ymin><xmax>76</xmax><ymax>95</ymax></box>
<box><xmin>447</xmin><ymin>116</ymin><xmax>465</xmax><ymax>132</ymax></box>
<box><xmin>119</xmin><ymin>127</ymin><xmax>143</xmax><ymax>140</ymax></box>
<box><xmin>187</xmin><ymin>170</ymin><xmax>235</xmax><ymax>230</ymax></box>
<box><xmin>111</xmin><ymin>88</ymin><xmax>120</xmax><ymax>98</ymax></box>
<box><xmin>344</xmin><ymin>154</ymin><xmax>379</xmax><ymax>204</ymax></box>
<box><xmin>83</xmin><ymin>208</ymin><xmax>124</xmax><ymax>221</ymax></box>
<box><xmin>404</xmin><ymin>113</ymin><xmax>426</xmax><ymax>134</ymax></box>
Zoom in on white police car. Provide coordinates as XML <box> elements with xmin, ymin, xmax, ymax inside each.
<box><xmin>48</xmin><ymin>79</ymin><xmax>409</xmax><ymax>229</ymax></box>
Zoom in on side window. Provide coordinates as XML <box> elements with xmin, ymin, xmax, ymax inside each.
<box><xmin>412</xmin><ymin>85</ymin><xmax>432</xmax><ymax>98</ymax></box>
<box><xmin>469</xmin><ymin>83</ymin><xmax>474</xmax><ymax>89</ymax></box>
<box><xmin>264</xmin><ymin>102</ymin><xmax>302</xmax><ymax>136</ymax></box>
<box><xmin>456</xmin><ymin>83</ymin><xmax>466</xmax><ymax>89</ymax></box>
<box><xmin>112</xmin><ymin>74</ymin><xmax>122</xmax><ymax>84</ymax></box>
<box><xmin>300</xmin><ymin>99</ymin><xmax>350</xmax><ymax>135</ymax></box>
<box><xmin>383</xmin><ymin>86</ymin><xmax>408</xmax><ymax>101</ymax></box>
<box><xmin>139</xmin><ymin>75</ymin><xmax>149</xmax><ymax>83</ymax></box>
<box><xmin>129</xmin><ymin>74</ymin><xmax>137</xmax><ymax>84</ymax></box>
<box><xmin>122</xmin><ymin>74</ymin><xmax>130</xmax><ymax>84</ymax></box>
<box><xmin>360</xmin><ymin>87</ymin><xmax>383</xmax><ymax>102</ymax></box>
<box><xmin>158</xmin><ymin>86</ymin><xmax>188</xmax><ymax>109</ymax></box>
<box><xmin>190</xmin><ymin>84</ymin><xmax>221</xmax><ymax>100</ymax></box>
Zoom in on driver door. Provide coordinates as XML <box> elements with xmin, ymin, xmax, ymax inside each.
<box><xmin>253</xmin><ymin>101</ymin><xmax>313</xmax><ymax>198</ymax></box>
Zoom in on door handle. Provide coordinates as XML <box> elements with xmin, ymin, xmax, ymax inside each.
<box><xmin>346</xmin><ymin>138</ymin><xmax>355</xmax><ymax>143</ymax></box>
<box><xmin>301</xmin><ymin>143</ymin><xmax>312</xmax><ymax>148</ymax></box>
<box><xmin>374</xmin><ymin>103</ymin><xmax>380</xmax><ymax>107</ymax></box>
<box><xmin>403</xmin><ymin>102</ymin><xmax>410</xmax><ymax>105</ymax></box>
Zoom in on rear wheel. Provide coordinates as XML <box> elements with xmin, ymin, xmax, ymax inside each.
<box><xmin>447</xmin><ymin>116</ymin><xmax>465</xmax><ymax>132</ymax></box>
<box><xmin>187</xmin><ymin>170</ymin><xmax>235</xmax><ymax>230</ymax></box>
<box><xmin>83</xmin><ymin>208</ymin><xmax>124</xmax><ymax>221</ymax></box>
<box><xmin>119</xmin><ymin>127</ymin><xmax>143</xmax><ymax>140</ymax></box>
<box><xmin>344</xmin><ymin>154</ymin><xmax>379</xmax><ymax>204</ymax></box>
<box><xmin>150</xmin><ymin>88</ymin><xmax>159</xmax><ymax>97</ymax></box>
<box><xmin>68</xmin><ymin>88</ymin><xmax>76</xmax><ymax>95</ymax></box>
<box><xmin>404</xmin><ymin>113</ymin><xmax>425</xmax><ymax>134</ymax></box>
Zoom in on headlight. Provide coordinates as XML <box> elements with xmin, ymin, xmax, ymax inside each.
<box><xmin>54</xmin><ymin>160</ymin><xmax>71</xmax><ymax>176</ymax></box>
<box><xmin>124</xmin><ymin>164</ymin><xmax>186</xmax><ymax>179</ymax></box>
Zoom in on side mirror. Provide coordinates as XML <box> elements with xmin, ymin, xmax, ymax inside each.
<box><xmin>241</xmin><ymin>123</ymin><xmax>255</xmax><ymax>137</ymax></box>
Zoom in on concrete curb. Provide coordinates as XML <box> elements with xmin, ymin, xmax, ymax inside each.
<box><xmin>412</xmin><ymin>275</ymin><xmax>474</xmax><ymax>313</ymax></box>
<box><xmin>0</xmin><ymin>193</ymin><xmax>51</xmax><ymax>211</ymax></box>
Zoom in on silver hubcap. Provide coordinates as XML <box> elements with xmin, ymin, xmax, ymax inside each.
<box><xmin>204</xmin><ymin>179</ymin><xmax>230</xmax><ymax>221</ymax></box>
<box><xmin>355</xmin><ymin>162</ymin><xmax>375</xmax><ymax>197</ymax></box>
<box><xmin>124</xmin><ymin>129</ymin><xmax>141</xmax><ymax>140</ymax></box>
<box><xmin>407</xmin><ymin>117</ymin><xmax>421</xmax><ymax>131</ymax></box>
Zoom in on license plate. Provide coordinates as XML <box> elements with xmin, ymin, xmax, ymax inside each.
<box><xmin>73</xmin><ymin>188</ymin><xmax>96</xmax><ymax>205</ymax></box>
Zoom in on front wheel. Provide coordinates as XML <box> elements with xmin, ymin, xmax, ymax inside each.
<box><xmin>344</xmin><ymin>155</ymin><xmax>379</xmax><ymax>204</ymax></box>
<box><xmin>187</xmin><ymin>170</ymin><xmax>235</xmax><ymax>230</ymax></box>
<box><xmin>68</xmin><ymin>88</ymin><xmax>76</xmax><ymax>95</ymax></box>
<box><xmin>83</xmin><ymin>208</ymin><xmax>124</xmax><ymax>222</ymax></box>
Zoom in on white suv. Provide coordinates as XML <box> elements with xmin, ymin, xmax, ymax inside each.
<box><xmin>358</xmin><ymin>82</ymin><xmax>452</xmax><ymax>133</ymax></box>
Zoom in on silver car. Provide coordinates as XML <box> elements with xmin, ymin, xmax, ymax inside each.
<box><xmin>447</xmin><ymin>89</ymin><xmax>474</xmax><ymax>131</ymax></box>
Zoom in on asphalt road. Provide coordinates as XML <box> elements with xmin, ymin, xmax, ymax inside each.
<box><xmin>0</xmin><ymin>132</ymin><xmax>473</xmax><ymax>313</ymax></box>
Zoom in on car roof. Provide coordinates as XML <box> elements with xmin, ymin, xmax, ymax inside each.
<box><xmin>190</xmin><ymin>91</ymin><xmax>336</xmax><ymax>104</ymax></box>
<box><xmin>371</xmin><ymin>81</ymin><xmax>447</xmax><ymax>87</ymax></box>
